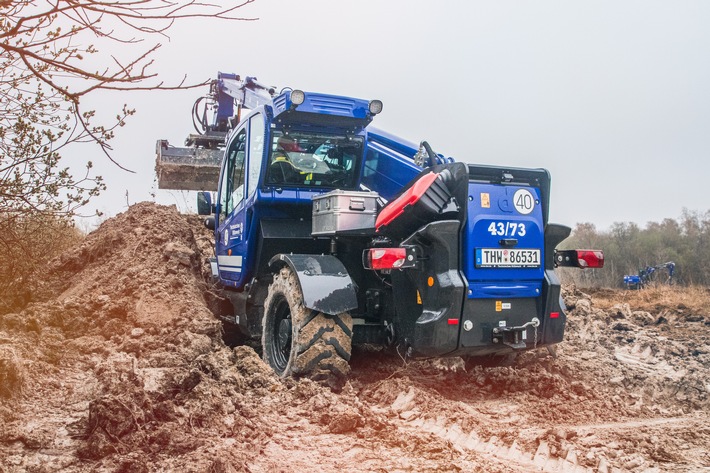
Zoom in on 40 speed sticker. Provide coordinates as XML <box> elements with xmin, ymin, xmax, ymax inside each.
<box><xmin>513</xmin><ymin>189</ymin><xmax>535</xmax><ymax>215</ymax></box>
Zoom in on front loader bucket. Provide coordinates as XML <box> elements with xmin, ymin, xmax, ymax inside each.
<box><xmin>155</xmin><ymin>140</ymin><xmax>222</xmax><ymax>191</ymax></box>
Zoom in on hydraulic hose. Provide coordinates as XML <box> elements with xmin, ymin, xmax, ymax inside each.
<box><xmin>191</xmin><ymin>96</ymin><xmax>210</xmax><ymax>134</ymax></box>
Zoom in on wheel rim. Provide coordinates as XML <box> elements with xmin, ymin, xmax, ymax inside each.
<box><xmin>270</xmin><ymin>296</ymin><xmax>292</xmax><ymax>373</ymax></box>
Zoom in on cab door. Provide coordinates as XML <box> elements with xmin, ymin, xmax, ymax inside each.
<box><xmin>214</xmin><ymin>113</ymin><xmax>266</xmax><ymax>288</ymax></box>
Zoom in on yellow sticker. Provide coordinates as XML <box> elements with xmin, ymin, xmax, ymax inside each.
<box><xmin>416</xmin><ymin>290</ymin><xmax>422</xmax><ymax>305</ymax></box>
<box><xmin>495</xmin><ymin>300</ymin><xmax>502</xmax><ymax>312</ymax></box>
<box><xmin>481</xmin><ymin>193</ymin><xmax>490</xmax><ymax>208</ymax></box>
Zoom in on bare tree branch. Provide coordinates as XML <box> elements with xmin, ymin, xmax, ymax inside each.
<box><xmin>0</xmin><ymin>0</ymin><xmax>258</xmax><ymax>220</ymax></box>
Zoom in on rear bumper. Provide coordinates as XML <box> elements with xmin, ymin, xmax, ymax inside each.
<box><xmin>403</xmin><ymin>270</ymin><xmax>566</xmax><ymax>359</ymax></box>
<box><xmin>389</xmin><ymin>219</ymin><xmax>567</xmax><ymax>359</ymax></box>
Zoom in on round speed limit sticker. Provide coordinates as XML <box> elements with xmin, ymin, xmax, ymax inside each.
<box><xmin>513</xmin><ymin>189</ymin><xmax>535</xmax><ymax>215</ymax></box>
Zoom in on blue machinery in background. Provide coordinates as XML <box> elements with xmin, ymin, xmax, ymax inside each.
<box><xmin>624</xmin><ymin>262</ymin><xmax>676</xmax><ymax>290</ymax></box>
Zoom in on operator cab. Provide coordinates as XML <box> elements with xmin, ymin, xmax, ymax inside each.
<box><xmin>265</xmin><ymin>131</ymin><xmax>363</xmax><ymax>190</ymax></box>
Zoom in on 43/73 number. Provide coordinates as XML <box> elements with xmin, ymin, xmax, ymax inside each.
<box><xmin>488</xmin><ymin>221</ymin><xmax>526</xmax><ymax>237</ymax></box>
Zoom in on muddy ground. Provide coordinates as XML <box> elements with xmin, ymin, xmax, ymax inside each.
<box><xmin>0</xmin><ymin>202</ymin><xmax>708</xmax><ymax>472</ymax></box>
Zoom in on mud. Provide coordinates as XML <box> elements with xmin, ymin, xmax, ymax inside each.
<box><xmin>0</xmin><ymin>202</ymin><xmax>707</xmax><ymax>472</ymax></box>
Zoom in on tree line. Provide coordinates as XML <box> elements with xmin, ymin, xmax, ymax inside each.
<box><xmin>558</xmin><ymin>209</ymin><xmax>710</xmax><ymax>288</ymax></box>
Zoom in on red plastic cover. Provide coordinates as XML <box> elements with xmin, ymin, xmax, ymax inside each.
<box><xmin>376</xmin><ymin>172</ymin><xmax>438</xmax><ymax>232</ymax></box>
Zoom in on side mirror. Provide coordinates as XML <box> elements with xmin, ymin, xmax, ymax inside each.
<box><xmin>204</xmin><ymin>216</ymin><xmax>216</xmax><ymax>231</ymax></box>
<box><xmin>197</xmin><ymin>191</ymin><xmax>213</xmax><ymax>215</ymax></box>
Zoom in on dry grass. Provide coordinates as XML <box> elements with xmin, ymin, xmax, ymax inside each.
<box><xmin>0</xmin><ymin>214</ymin><xmax>84</xmax><ymax>313</ymax></box>
<box><xmin>584</xmin><ymin>284</ymin><xmax>710</xmax><ymax>314</ymax></box>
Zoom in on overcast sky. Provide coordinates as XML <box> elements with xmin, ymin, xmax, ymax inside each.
<box><xmin>76</xmin><ymin>0</ymin><xmax>710</xmax><ymax>231</ymax></box>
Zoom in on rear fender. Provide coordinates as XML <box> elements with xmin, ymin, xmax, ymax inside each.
<box><xmin>268</xmin><ymin>254</ymin><xmax>358</xmax><ymax>316</ymax></box>
<box><xmin>544</xmin><ymin>223</ymin><xmax>572</xmax><ymax>269</ymax></box>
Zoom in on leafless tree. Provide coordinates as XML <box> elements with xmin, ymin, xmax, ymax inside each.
<box><xmin>0</xmin><ymin>0</ymin><xmax>257</xmax><ymax>308</ymax></box>
<box><xmin>0</xmin><ymin>0</ymin><xmax>257</xmax><ymax>218</ymax></box>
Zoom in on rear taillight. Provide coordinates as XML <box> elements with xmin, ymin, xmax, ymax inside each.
<box><xmin>367</xmin><ymin>248</ymin><xmax>407</xmax><ymax>270</ymax></box>
<box><xmin>554</xmin><ymin>249</ymin><xmax>604</xmax><ymax>268</ymax></box>
<box><xmin>363</xmin><ymin>247</ymin><xmax>419</xmax><ymax>270</ymax></box>
<box><xmin>576</xmin><ymin>250</ymin><xmax>604</xmax><ymax>268</ymax></box>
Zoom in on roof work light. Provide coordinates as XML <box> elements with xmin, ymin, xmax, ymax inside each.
<box><xmin>369</xmin><ymin>100</ymin><xmax>383</xmax><ymax>115</ymax></box>
<box><xmin>290</xmin><ymin>89</ymin><xmax>305</xmax><ymax>106</ymax></box>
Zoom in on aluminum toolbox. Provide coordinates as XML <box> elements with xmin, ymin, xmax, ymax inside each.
<box><xmin>312</xmin><ymin>190</ymin><xmax>379</xmax><ymax>236</ymax></box>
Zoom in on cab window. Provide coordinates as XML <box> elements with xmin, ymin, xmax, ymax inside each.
<box><xmin>265</xmin><ymin>131</ymin><xmax>363</xmax><ymax>189</ymax></box>
<box><xmin>218</xmin><ymin>129</ymin><xmax>247</xmax><ymax>221</ymax></box>
<box><xmin>247</xmin><ymin>114</ymin><xmax>265</xmax><ymax>197</ymax></box>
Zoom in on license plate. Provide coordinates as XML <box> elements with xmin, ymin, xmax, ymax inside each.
<box><xmin>475</xmin><ymin>248</ymin><xmax>541</xmax><ymax>268</ymax></box>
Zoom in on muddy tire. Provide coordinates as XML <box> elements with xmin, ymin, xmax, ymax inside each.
<box><xmin>262</xmin><ymin>267</ymin><xmax>353</xmax><ymax>389</ymax></box>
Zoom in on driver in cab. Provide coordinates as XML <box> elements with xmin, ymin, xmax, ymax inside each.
<box><xmin>268</xmin><ymin>136</ymin><xmax>304</xmax><ymax>184</ymax></box>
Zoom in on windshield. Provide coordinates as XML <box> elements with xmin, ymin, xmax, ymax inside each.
<box><xmin>265</xmin><ymin>131</ymin><xmax>363</xmax><ymax>188</ymax></box>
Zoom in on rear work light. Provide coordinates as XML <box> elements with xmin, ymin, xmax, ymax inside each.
<box><xmin>555</xmin><ymin>249</ymin><xmax>605</xmax><ymax>269</ymax></box>
<box><xmin>363</xmin><ymin>246</ymin><xmax>420</xmax><ymax>271</ymax></box>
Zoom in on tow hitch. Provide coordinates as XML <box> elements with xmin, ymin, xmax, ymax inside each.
<box><xmin>492</xmin><ymin>317</ymin><xmax>540</xmax><ymax>349</ymax></box>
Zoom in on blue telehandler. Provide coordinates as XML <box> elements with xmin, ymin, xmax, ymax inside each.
<box><xmin>624</xmin><ymin>262</ymin><xmax>675</xmax><ymax>289</ymax></box>
<box><xmin>156</xmin><ymin>72</ymin><xmax>604</xmax><ymax>388</ymax></box>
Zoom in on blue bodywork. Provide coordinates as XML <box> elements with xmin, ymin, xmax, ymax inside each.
<box><xmin>204</xmin><ymin>80</ymin><xmax>569</xmax><ymax>358</ymax></box>
<box><xmin>464</xmin><ymin>182</ymin><xmax>545</xmax><ymax>298</ymax></box>
<box><xmin>212</xmin><ymin>90</ymin><xmax>395</xmax><ymax>290</ymax></box>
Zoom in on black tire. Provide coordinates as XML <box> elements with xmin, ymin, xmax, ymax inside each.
<box><xmin>262</xmin><ymin>267</ymin><xmax>353</xmax><ymax>389</ymax></box>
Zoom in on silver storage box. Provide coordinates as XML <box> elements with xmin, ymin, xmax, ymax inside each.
<box><xmin>312</xmin><ymin>190</ymin><xmax>379</xmax><ymax>236</ymax></box>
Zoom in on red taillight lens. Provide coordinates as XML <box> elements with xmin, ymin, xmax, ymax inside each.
<box><xmin>576</xmin><ymin>250</ymin><xmax>604</xmax><ymax>268</ymax></box>
<box><xmin>367</xmin><ymin>248</ymin><xmax>407</xmax><ymax>270</ymax></box>
<box><xmin>555</xmin><ymin>249</ymin><xmax>605</xmax><ymax>269</ymax></box>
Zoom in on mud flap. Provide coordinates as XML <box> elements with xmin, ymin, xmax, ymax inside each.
<box><xmin>268</xmin><ymin>254</ymin><xmax>358</xmax><ymax>316</ymax></box>
<box><xmin>391</xmin><ymin>220</ymin><xmax>467</xmax><ymax>357</ymax></box>
<box><xmin>541</xmin><ymin>269</ymin><xmax>566</xmax><ymax>344</ymax></box>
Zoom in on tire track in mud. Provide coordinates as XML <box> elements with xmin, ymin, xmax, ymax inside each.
<box><xmin>388</xmin><ymin>387</ymin><xmax>594</xmax><ymax>473</ymax></box>
<box><xmin>389</xmin><ymin>386</ymin><xmax>709</xmax><ymax>473</ymax></box>
<box><xmin>242</xmin><ymin>381</ymin><xmax>499</xmax><ymax>473</ymax></box>
<box><xmin>570</xmin><ymin>415</ymin><xmax>702</xmax><ymax>433</ymax></box>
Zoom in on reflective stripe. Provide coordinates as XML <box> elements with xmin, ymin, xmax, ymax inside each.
<box><xmin>217</xmin><ymin>255</ymin><xmax>243</xmax><ymax>273</ymax></box>
<box><xmin>218</xmin><ymin>255</ymin><xmax>243</xmax><ymax>265</ymax></box>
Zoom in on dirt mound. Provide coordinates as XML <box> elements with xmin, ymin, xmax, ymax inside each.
<box><xmin>1</xmin><ymin>202</ymin><xmax>708</xmax><ymax>472</ymax></box>
<box><xmin>0</xmin><ymin>346</ymin><xmax>24</xmax><ymax>400</ymax></box>
<box><xmin>0</xmin><ymin>203</ymin><xmax>274</xmax><ymax>471</ymax></box>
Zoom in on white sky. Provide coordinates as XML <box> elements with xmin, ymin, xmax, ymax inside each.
<box><xmin>75</xmin><ymin>0</ymin><xmax>710</xmax><ymax>231</ymax></box>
